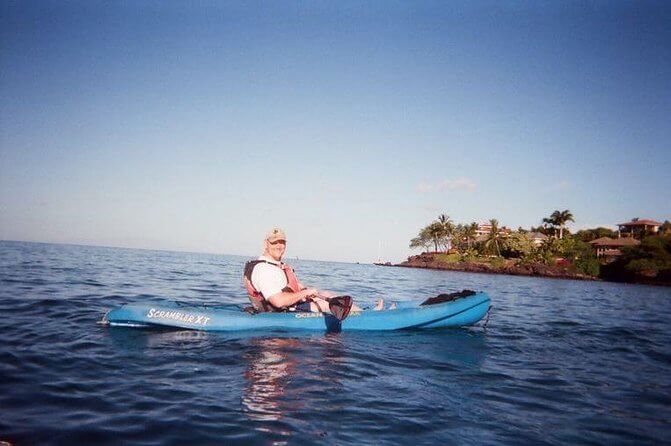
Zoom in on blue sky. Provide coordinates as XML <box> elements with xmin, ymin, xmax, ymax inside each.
<box><xmin>1</xmin><ymin>1</ymin><xmax>670</xmax><ymax>262</ymax></box>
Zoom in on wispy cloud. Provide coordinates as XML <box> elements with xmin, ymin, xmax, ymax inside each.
<box><xmin>416</xmin><ymin>178</ymin><xmax>477</xmax><ymax>193</ymax></box>
<box><xmin>552</xmin><ymin>180</ymin><xmax>572</xmax><ymax>191</ymax></box>
<box><xmin>323</xmin><ymin>184</ymin><xmax>345</xmax><ymax>194</ymax></box>
<box><xmin>417</xmin><ymin>182</ymin><xmax>434</xmax><ymax>193</ymax></box>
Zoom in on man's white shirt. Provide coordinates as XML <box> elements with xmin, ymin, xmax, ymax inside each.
<box><xmin>251</xmin><ymin>256</ymin><xmax>288</xmax><ymax>300</ymax></box>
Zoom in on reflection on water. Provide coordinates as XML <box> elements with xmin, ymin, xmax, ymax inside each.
<box><xmin>106</xmin><ymin>321</ymin><xmax>490</xmax><ymax>445</ymax></box>
<box><xmin>241</xmin><ymin>334</ymin><xmax>347</xmax><ymax>442</ymax></box>
<box><xmin>242</xmin><ymin>337</ymin><xmax>302</xmax><ymax>423</ymax></box>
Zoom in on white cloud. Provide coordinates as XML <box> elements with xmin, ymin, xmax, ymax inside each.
<box><xmin>324</xmin><ymin>184</ymin><xmax>345</xmax><ymax>194</ymax></box>
<box><xmin>416</xmin><ymin>182</ymin><xmax>434</xmax><ymax>193</ymax></box>
<box><xmin>552</xmin><ymin>180</ymin><xmax>572</xmax><ymax>191</ymax></box>
<box><xmin>416</xmin><ymin>178</ymin><xmax>476</xmax><ymax>194</ymax></box>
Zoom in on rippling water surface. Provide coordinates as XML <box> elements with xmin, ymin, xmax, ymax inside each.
<box><xmin>1</xmin><ymin>241</ymin><xmax>670</xmax><ymax>445</ymax></box>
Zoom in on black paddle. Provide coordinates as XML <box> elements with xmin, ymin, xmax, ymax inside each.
<box><xmin>327</xmin><ymin>295</ymin><xmax>353</xmax><ymax>321</ymax></box>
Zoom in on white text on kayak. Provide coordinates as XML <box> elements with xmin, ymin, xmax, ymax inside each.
<box><xmin>146</xmin><ymin>309</ymin><xmax>210</xmax><ymax>325</ymax></box>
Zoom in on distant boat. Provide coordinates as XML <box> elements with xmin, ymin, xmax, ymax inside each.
<box><xmin>374</xmin><ymin>241</ymin><xmax>392</xmax><ymax>265</ymax></box>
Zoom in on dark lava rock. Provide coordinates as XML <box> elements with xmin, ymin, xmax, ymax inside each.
<box><xmin>397</xmin><ymin>254</ymin><xmax>597</xmax><ymax>281</ymax></box>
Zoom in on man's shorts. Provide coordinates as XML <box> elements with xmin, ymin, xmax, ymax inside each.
<box><xmin>290</xmin><ymin>301</ymin><xmax>313</xmax><ymax>312</ymax></box>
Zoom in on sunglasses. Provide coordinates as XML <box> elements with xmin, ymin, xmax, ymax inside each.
<box><xmin>269</xmin><ymin>240</ymin><xmax>286</xmax><ymax>245</ymax></box>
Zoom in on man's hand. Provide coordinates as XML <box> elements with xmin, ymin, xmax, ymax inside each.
<box><xmin>301</xmin><ymin>288</ymin><xmax>319</xmax><ymax>300</ymax></box>
<box><xmin>267</xmin><ymin>288</ymin><xmax>321</xmax><ymax>309</ymax></box>
<box><xmin>316</xmin><ymin>290</ymin><xmax>337</xmax><ymax>300</ymax></box>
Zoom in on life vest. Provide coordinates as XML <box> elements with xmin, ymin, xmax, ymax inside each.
<box><xmin>243</xmin><ymin>260</ymin><xmax>302</xmax><ymax>313</ymax></box>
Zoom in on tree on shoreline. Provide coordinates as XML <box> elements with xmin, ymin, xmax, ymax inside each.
<box><xmin>437</xmin><ymin>214</ymin><xmax>454</xmax><ymax>251</ymax></box>
<box><xmin>409</xmin><ymin>227</ymin><xmax>433</xmax><ymax>252</ymax></box>
<box><xmin>427</xmin><ymin>221</ymin><xmax>445</xmax><ymax>252</ymax></box>
<box><xmin>601</xmin><ymin>234</ymin><xmax>671</xmax><ymax>282</ymax></box>
<box><xmin>465</xmin><ymin>222</ymin><xmax>478</xmax><ymax>249</ymax></box>
<box><xmin>483</xmin><ymin>218</ymin><xmax>503</xmax><ymax>256</ymax></box>
<box><xmin>409</xmin><ymin>214</ymin><xmax>456</xmax><ymax>253</ymax></box>
<box><xmin>574</xmin><ymin>227</ymin><xmax>617</xmax><ymax>242</ymax></box>
<box><xmin>543</xmin><ymin>209</ymin><xmax>574</xmax><ymax>239</ymax></box>
<box><xmin>408</xmin><ymin>213</ymin><xmax>671</xmax><ymax>284</ymax></box>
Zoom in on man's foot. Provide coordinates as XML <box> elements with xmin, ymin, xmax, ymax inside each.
<box><xmin>374</xmin><ymin>299</ymin><xmax>396</xmax><ymax>311</ymax></box>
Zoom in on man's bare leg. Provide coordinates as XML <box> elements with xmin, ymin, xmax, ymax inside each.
<box><xmin>309</xmin><ymin>295</ymin><xmax>363</xmax><ymax>313</ymax></box>
<box><xmin>309</xmin><ymin>297</ymin><xmax>331</xmax><ymax>313</ymax></box>
<box><xmin>316</xmin><ymin>291</ymin><xmax>362</xmax><ymax>312</ymax></box>
<box><xmin>374</xmin><ymin>299</ymin><xmax>396</xmax><ymax>310</ymax></box>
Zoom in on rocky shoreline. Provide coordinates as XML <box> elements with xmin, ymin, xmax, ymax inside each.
<box><xmin>395</xmin><ymin>253</ymin><xmax>598</xmax><ymax>281</ymax></box>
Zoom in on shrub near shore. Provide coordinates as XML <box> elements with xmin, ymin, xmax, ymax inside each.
<box><xmin>400</xmin><ymin>252</ymin><xmax>596</xmax><ymax>281</ymax></box>
<box><xmin>601</xmin><ymin>235</ymin><xmax>671</xmax><ymax>284</ymax></box>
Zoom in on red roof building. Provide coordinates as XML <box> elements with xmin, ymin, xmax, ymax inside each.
<box><xmin>617</xmin><ymin>218</ymin><xmax>662</xmax><ymax>239</ymax></box>
<box><xmin>475</xmin><ymin>223</ymin><xmax>511</xmax><ymax>237</ymax></box>
<box><xmin>589</xmin><ymin>237</ymin><xmax>640</xmax><ymax>259</ymax></box>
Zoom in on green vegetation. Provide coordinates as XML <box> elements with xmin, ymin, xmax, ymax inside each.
<box><xmin>542</xmin><ymin>210</ymin><xmax>574</xmax><ymax>239</ymax></box>
<box><xmin>574</xmin><ymin>227</ymin><xmax>617</xmax><ymax>242</ymax></box>
<box><xmin>482</xmin><ymin>219</ymin><xmax>503</xmax><ymax>256</ymax></box>
<box><xmin>601</xmin><ymin>235</ymin><xmax>671</xmax><ymax>283</ymax></box>
<box><xmin>409</xmin><ymin>211</ymin><xmax>668</xmax><ymax>283</ymax></box>
<box><xmin>434</xmin><ymin>253</ymin><xmax>461</xmax><ymax>263</ymax></box>
<box><xmin>410</xmin><ymin>214</ymin><xmax>454</xmax><ymax>252</ymax></box>
<box><xmin>662</xmin><ymin>220</ymin><xmax>671</xmax><ymax>235</ymax></box>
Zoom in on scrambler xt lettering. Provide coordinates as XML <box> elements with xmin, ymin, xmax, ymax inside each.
<box><xmin>146</xmin><ymin>308</ymin><xmax>211</xmax><ymax>326</ymax></box>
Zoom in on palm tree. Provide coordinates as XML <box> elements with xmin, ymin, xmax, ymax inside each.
<box><xmin>464</xmin><ymin>222</ymin><xmax>478</xmax><ymax>249</ymax></box>
<box><xmin>544</xmin><ymin>209</ymin><xmax>574</xmax><ymax>239</ymax></box>
<box><xmin>427</xmin><ymin>221</ymin><xmax>445</xmax><ymax>252</ymax></box>
<box><xmin>437</xmin><ymin>214</ymin><xmax>454</xmax><ymax>251</ymax></box>
<box><xmin>409</xmin><ymin>236</ymin><xmax>424</xmax><ymax>250</ymax></box>
<box><xmin>484</xmin><ymin>218</ymin><xmax>503</xmax><ymax>256</ymax></box>
<box><xmin>452</xmin><ymin>224</ymin><xmax>464</xmax><ymax>251</ymax></box>
<box><xmin>410</xmin><ymin>226</ymin><xmax>433</xmax><ymax>252</ymax></box>
<box><xmin>542</xmin><ymin>213</ymin><xmax>559</xmax><ymax>238</ymax></box>
<box><xmin>555</xmin><ymin>209</ymin><xmax>574</xmax><ymax>239</ymax></box>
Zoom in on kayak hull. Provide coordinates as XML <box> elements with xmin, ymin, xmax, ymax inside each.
<box><xmin>104</xmin><ymin>292</ymin><xmax>491</xmax><ymax>332</ymax></box>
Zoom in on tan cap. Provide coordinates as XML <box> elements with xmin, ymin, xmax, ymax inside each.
<box><xmin>265</xmin><ymin>227</ymin><xmax>286</xmax><ymax>242</ymax></box>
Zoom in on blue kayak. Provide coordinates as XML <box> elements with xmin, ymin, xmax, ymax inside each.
<box><xmin>103</xmin><ymin>292</ymin><xmax>490</xmax><ymax>332</ymax></box>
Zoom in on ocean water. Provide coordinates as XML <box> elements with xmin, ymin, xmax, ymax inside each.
<box><xmin>1</xmin><ymin>241</ymin><xmax>670</xmax><ymax>445</ymax></box>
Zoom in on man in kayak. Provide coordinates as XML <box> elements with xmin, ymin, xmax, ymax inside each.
<box><xmin>244</xmin><ymin>228</ymin><xmax>364</xmax><ymax>315</ymax></box>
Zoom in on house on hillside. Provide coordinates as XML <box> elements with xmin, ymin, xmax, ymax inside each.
<box><xmin>475</xmin><ymin>223</ymin><xmax>511</xmax><ymax>237</ymax></box>
<box><xmin>528</xmin><ymin>232</ymin><xmax>548</xmax><ymax>247</ymax></box>
<box><xmin>475</xmin><ymin>223</ymin><xmax>492</xmax><ymax>237</ymax></box>
<box><xmin>617</xmin><ymin>218</ymin><xmax>662</xmax><ymax>239</ymax></box>
<box><xmin>589</xmin><ymin>237</ymin><xmax>640</xmax><ymax>261</ymax></box>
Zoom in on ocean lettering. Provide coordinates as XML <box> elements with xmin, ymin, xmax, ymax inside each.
<box><xmin>294</xmin><ymin>313</ymin><xmax>321</xmax><ymax>319</ymax></box>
